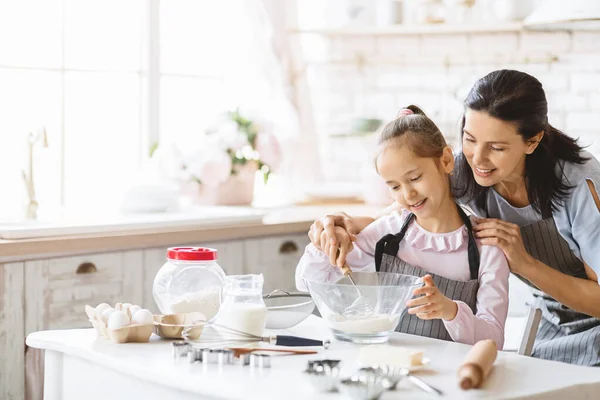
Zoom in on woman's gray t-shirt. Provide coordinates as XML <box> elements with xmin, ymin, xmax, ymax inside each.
<box><xmin>454</xmin><ymin>151</ymin><xmax>600</xmax><ymax>277</ymax></box>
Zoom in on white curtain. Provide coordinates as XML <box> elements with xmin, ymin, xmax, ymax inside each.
<box><xmin>220</xmin><ymin>0</ymin><xmax>322</xmax><ymax>202</ymax></box>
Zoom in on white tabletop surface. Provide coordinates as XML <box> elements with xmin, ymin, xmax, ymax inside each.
<box><xmin>27</xmin><ymin>315</ymin><xmax>600</xmax><ymax>400</ymax></box>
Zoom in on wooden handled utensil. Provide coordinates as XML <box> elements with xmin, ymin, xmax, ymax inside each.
<box><xmin>228</xmin><ymin>347</ymin><xmax>318</xmax><ymax>358</ymax></box>
<box><xmin>458</xmin><ymin>339</ymin><xmax>498</xmax><ymax>389</ymax></box>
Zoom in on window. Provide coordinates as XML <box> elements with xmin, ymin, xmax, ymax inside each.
<box><xmin>0</xmin><ymin>0</ymin><xmax>243</xmax><ymax>219</ymax></box>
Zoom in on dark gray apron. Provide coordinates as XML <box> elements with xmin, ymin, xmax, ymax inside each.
<box><xmin>517</xmin><ymin>218</ymin><xmax>600</xmax><ymax>366</ymax></box>
<box><xmin>374</xmin><ymin>206</ymin><xmax>480</xmax><ymax>341</ymax></box>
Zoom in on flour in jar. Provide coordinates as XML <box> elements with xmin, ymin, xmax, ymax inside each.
<box><xmin>170</xmin><ymin>286</ymin><xmax>221</xmax><ymax>319</ymax></box>
<box><xmin>328</xmin><ymin>314</ymin><xmax>399</xmax><ymax>334</ymax></box>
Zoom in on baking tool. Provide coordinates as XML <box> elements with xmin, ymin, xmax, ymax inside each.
<box><xmin>356</xmin><ymin>366</ymin><xmax>401</xmax><ymax>390</ymax></box>
<box><xmin>238</xmin><ymin>353</ymin><xmax>251</xmax><ymax>366</ymax></box>
<box><xmin>458</xmin><ymin>339</ymin><xmax>498</xmax><ymax>390</ymax></box>
<box><xmin>303</xmin><ymin>272</ymin><xmax>422</xmax><ymax>344</ymax></box>
<box><xmin>263</xmin><ymin>289</ymin><xmax>315</xmax><ymax>329</ymax></box>
<box><xmin>338</xmin><ymin>375</ymin><xmax>389</xmax><ymax>400</ymax></box>
<box><xmin>356</xmin><ymin>365</ymin><xmax>442</xmax><ymax>395</ymax></box>
<box><xmin>400</xmin><ymin>368</ymin><xmax>443</xmax><ymax>396</ymax></box>
<box><xmin>188</xmin><ymin>347</ymin><xmax>203</xmax><ymax>363</ymax></box>
<box><xmin>304</xmin><ymin>359</ymin><xmax>342</xmax><ymax>392</ymax></box>
<box><xmin>183</xmin><ymin>323</ymin><xmax>330</xmax><ymax>348</ymax></box>
<box><xmin>249</xmin><ymin>353</ymin><xmax>271</xmax><ymax>368</ymax></box>
<box><xmin>340</xmin><ymin>258</ymin><xmax>374</xmax><ymax>317</ymax></box>
<box><xmin>228</xmin><ymin>347</ymin><xmax>317</xmax><ymax>358</ymax></box>
<box><xmin>172</xmin><ymin>340</ymin><xmax>190</xmax><ymax>359</ymax></box>
<box><xmin>201</xmin><ymin>348</ymin><xmax>234</xmax><ymax>365</ymax></box>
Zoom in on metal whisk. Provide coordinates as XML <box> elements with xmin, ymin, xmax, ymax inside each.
<box><xmin>341</xmin><ymin>263</ymin><xmax>375</xmax><ymax>317</ymax></box>
<box><xmin>182</xmin><ymin>322</ymin><xmax>330</xmax><ymax>349</ymax></box>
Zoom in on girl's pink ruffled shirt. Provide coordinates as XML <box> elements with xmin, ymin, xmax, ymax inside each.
<box><xmin>296</xmin><ymin>209</ymin><xmax>510</xmax><ymax>349</ymax></box>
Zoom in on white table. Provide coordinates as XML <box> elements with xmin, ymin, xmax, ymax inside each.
<box><xmin>26</xmin><ymin>316</ymin><xmax>600</xmax><ymax>400</ymax></box>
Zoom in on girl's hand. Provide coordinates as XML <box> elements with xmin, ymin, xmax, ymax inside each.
<box><xmin>320</xmin><ymin>226</ymin><xmax>354</xmax><ymax>269</ymax></box>
<box><xmin>472</xmin><ymin>217</ymin><xmax>535</xmax><ymax>274</ymax></box>
<box><xmin>406</xmin><ymin>275</ymin><xmax>458</xmax><ymax>321</ymax></box>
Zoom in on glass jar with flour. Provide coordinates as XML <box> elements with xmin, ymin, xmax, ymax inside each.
<box><xmin>215</xmin><ymin>274</ymin><xmax>267</xmax><ymax>337</ymax></box>
<box><xmin>153</xmin><ymin>247</ymin><xmax>226</xmax><ymax>320</ymax></box>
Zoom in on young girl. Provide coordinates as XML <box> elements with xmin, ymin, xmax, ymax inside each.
<box><xmin>295</xmin><ymin>106</ymin><xmax>510</xmax><ymax>349</ymax></box>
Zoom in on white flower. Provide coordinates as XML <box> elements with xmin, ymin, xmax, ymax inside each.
<box><xmin>187</xmin><ymin>150</ymin><xmax>232</xmax><ymax>187</ymax></box>
<box><xmin>255</xmin><ymin>131</ymin><xmax>282</xmax><ymax>171</ymax></box>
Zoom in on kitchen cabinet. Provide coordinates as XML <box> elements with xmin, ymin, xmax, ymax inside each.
<box><xmin>0</xmin><ymin>262</ymin><xmax>25</xmax><ymax>400</ymax></box>
<box><xmin>244</xmin><ymin>234</ymin><xmax>310</xmax><ymax>293</ymax></box>
<box><xmin>24</xmin><ymin>251</ymin><xmax>144</xmax><ymax>333</ymax></box>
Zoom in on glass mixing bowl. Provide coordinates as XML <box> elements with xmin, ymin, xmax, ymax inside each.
<box><xmin>303</xmin><ymin>272</ymin><xmax>423</xmax><ymax>344</ymax></box>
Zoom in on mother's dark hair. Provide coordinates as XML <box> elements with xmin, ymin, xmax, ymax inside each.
<box><xmin>453</xmin><ymin>69</ymin><xmax>588</xmax><ymax>219</ymax></box>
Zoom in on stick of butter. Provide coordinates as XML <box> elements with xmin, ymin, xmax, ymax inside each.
<box><xmin>357</xmin><ymin>345</ymin><xmax>424</xmax><ymax>367</ymax></box>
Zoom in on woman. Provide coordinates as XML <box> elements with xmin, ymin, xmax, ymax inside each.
<box><xmin>310</xmin><ymin>69</ymin><xmax>600</xmax><ymax>366</ymax></box>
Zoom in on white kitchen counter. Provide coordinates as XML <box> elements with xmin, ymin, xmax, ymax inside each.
<box><xmin>27</xmin><ymin>316</ymin><xmax>600</xmax><ymax>400</ymax></box>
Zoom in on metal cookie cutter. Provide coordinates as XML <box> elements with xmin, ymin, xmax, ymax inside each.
<box><xmin>303</xmin><ymin>359</ymin><xmax>342</xmax><ymax>392</ymax></box>
<box><xmin>172</xmin><ymin>341</ymin><xmax>190</xmax><ymax>359</ymax></box>
<box><xmin>187</xmin><ymin>347</ymin><xmax>203</xmax><ymax>364</ymax></box>
<box><xmin>249</xmin><ymin>353</ymin><xmax>271</xmax><ymax>369</ymax></box>
<box><xmin>202</xmin><ymin>349</ymin><xmax>234</xmax><ymax>366</ymax></box>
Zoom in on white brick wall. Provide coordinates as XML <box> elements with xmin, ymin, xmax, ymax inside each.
<box><xmin>300</xmin><ymin>30</ymin><xmax>600</xmax><ymax>183</ymax></box>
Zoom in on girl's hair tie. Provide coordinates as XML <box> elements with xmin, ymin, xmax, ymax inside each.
<box><xmin>397</xmin><ymin>108</ymin><xmax>414</xmax><ymax>118</ymax></box>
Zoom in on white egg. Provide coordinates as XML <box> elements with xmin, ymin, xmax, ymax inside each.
<box><xmin>121</xmin><ymin>302</ymin><xmax>132</xmax><ymax>315</ymax></box>
<box><xmin>95</xmin><ymin>303</ymin><xmax>111</xmax><ymax>318</ymax></box>
<box><xmin>101</xmin><ymin>307</ymin><xmax>116</xmax><ymax>324</ymax></box>
<box><xmin>108</xmin><ymin>310</ymin><xmax>130</xmax><ymax>330</ymax></box>
<box><xmin>131</xmin><ymin>309</ymin><xmax>154</xmax><ymax>325</ymax></box>
<box><xmin>128</xmin><ymin>305</ymin><xmax>141</xmax><ymax>317</ymax></box>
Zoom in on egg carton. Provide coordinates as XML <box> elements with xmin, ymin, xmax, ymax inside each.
<box><xmin>153</xmin><ymin>312</ymin><xmax>206</xmax><ymax>340</ymax></box>
<box><xmin>85</xmin><ymin>303</ymin><xmax>153</xmax><ymax>344</ymax></box>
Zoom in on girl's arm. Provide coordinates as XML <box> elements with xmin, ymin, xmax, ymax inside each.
<box><xmin>443</xmin><ymin>245</ymin><xmax>510</xmax><ymax>350</ymax></box>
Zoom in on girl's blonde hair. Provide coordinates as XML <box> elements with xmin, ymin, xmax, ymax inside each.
<box><xmin>378</xmin><ymin>105</ymin><xmax>447</xmax><ymax>159</ymax></box>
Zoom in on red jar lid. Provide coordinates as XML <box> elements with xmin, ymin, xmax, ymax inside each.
<box><xmin>166</xmin><ymin>247</ymin><xmax>218</xmax><ymax>261</ymax></box>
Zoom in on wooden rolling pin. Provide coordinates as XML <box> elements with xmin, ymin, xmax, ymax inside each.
<box><xmin>457</xmin><ymin>339</ymin><xmax>497</xmax><ymax>390</ymax></box>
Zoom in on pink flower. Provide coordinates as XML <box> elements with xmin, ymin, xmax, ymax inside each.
<box><xmin>255</xmin><ymin>131</ymin><xmax>282</xmax><ymax>171</ymax></box>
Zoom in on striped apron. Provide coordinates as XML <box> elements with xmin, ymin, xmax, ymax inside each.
<box><xmin>374</xmin><ymin>206</ymin><xmax>480</xmax><ymax>341</ymax></box>
<box><xmin>518</xmin><ymin>218</ymin><xmax>600</xmax><ymax>366</ymax></box>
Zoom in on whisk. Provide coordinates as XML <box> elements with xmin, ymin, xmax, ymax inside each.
<box><xmin>182</xmin><ymin>321</ymin><xmax>330</xmax><ymax>349</ymax></box>
<box><xmin>341</xmin><ymin>262</ymin><xmax>375</xmax><ymax>317</ymax></box>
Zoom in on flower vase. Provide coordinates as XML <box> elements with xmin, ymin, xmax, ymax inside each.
<box><xmin>196</xmin><ymin>162</ymin><xmax>258</xmax><ymax>205</ymax></box>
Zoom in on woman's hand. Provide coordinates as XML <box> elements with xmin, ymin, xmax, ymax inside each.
<box><xmin>406</xmin><ymin>275</ymin><xmax>458</xmax><ymax>321</ymax></box>
<box><xmin>320</xmin><ymin>227</ymin><xmax>354</xmax><ymax>269</ymax></box>
<box><xmin>308</xmin><ymin>212</ymin><xmax>362</xmax><ymax>251</ymax></box>
<box><xmin>472</xmin><ymin>217</ymin><xmax>535</xmax><ymax>275</ymax></box>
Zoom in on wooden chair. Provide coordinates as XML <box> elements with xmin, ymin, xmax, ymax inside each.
<box><xmin>517</xmin><ymin>306</ymin><xmax>542</xmax><ymax>356</ymax></box>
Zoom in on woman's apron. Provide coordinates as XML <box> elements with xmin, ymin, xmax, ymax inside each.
<box><xmin>374</xmin><ymin>206</ymin><xmax>480</xmax><ymax>341</ymax></box>
<box><xmin>517</xmin><ymin>218</ymin><xmax>600</xmax><ymax>366</ymax></box>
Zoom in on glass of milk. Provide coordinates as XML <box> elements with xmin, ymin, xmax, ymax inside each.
<box><xmin>216</xmin><ymin>274</ymin><xmax>268</xmax><ymax>337</ymax></box>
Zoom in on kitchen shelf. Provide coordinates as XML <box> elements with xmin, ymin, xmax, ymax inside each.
<box><xmin>289</xmin><ymin>22</ymin><xmax>525</xmax><ymax>36</ymax></box>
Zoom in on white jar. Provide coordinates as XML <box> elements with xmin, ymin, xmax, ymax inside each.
<box><xmin>215</xmin><ymin>274</ymin><xmax>267</xmax><ymax>337</ymax></box>
<box><xmin>152</xmin><ymin>247</ymin><xmax>226</xmax><ymax>320</ymax></box>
